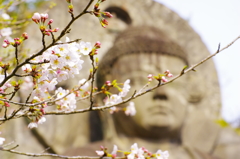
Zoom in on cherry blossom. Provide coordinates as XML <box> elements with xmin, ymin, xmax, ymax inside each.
<box><xmin>96</xmin><ymin>150</ymin><xmax>104</xmax><ymax>156</ymax></box>
<box><xmin>164</xmin><ymin>70</ymin><xmax>173</xmax><ymax>78</ymax></box>
<box><xmin>0</xmin><ymin>137</ymin><xmax>5</xmax><ymax>145</ymax></box>
<box><xmin>1</xmin><ymin>13</ymin><xmax>10</xmax><ymax>20</ymax></box>
<box><xmin>119</xmin><ymin>79</ymin><xmax>131</xmax><ymax>97</ymax></box>
<box><xmin>22</xmin><ymin>64</ymin><xmax>32</xmax><ymax>73</ymax></box>
<box><xmin>28</xmin><ymin>122</ymin><xmax>38</xmax><ymax>129</ymax></box>
<box><xmin>78</xmin><ymin>79</ymin><xmax>89</xmax><ymax>91</ymax></box>
<box><xmin>105</xmin><ymin>94</ymin><xmax>123</xmax><ymax>106</ymax></box>
<box><xmin>38</xmin><ymin>117</ymin><xmax>46</xmax><ymax>124</ymax></box>
<box><xmin>111</xmin><ymin>145</ymin><xmax>118</xmax><ymax>155</ymax></box>
<box><xmin>125</xmin><ymin>102</ymin><xmax>136</xmax><ymax>116</ymax></box>
<box><xmin>147</xmin><ymin>74</ymin><xmax>153</xmax><ymax>82</ymax></box>
<box><xmin>161</xmin><ymin>76</ymin><xmax>168</xmax><ymax>83</ymax></box>
<box><xmin>155</xmin><ymin>150</ymin><xmax>169</xmax><ymax>159</ymax></box>
<box><xmin>78</xmin><ymin>41</ymin><xmax>93</xmax><ymax>55</ymax></box>
<box><xmin>0</xmin><ymin>27</ymin><xmax>12</xmax><ymax>37</ymax></box>
<box><xmin>32</xmin><ymin>13</ymin><xmax>41</xmax><ymax>24</ymax></box>
<box><xmin>21</xmin><ymin>77</ymin><xmax>34</xmax><ymax>90</ymax></box>
<box><xmin>110</xmin><ymin>145</ymin><xmax>118</xmax><ymax>158</ymax></box>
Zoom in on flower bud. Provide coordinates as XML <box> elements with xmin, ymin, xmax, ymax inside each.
<box><xmin>52</xmin><ymin>28</ymin><xmax>59</xmax><ymax>32</ymax></box>
<box><xmin>3</xmin><ymin>39</ymin><xmax>10</xmax><ymax>44</ymax></box>
<box><xmin>103</xmin><ymin>12</ymin><xmax>113</xmax><ymax>18</ymax></box>
<box><xmin>2</xmin><ymin>43</ymin><xmax>8</xmax><ymax>48</ymax></box>
<box><xmin>32</xmin><ymin>12</ymin><xmax>41</xmax><ymax>23</ymax></box>
<box><xmin>94</xmin><ymin>41</ymin><xmax>101</xmax><ymax>48</ymax></box>
<box><xmin>45</xmin><ymin>32</ymin><xmax>51</xmax><ymax>36</ymax></box>
<box><xmin>105</xmin><ymin>81</ymin><xmax>111</xmax><ymax>87</ymax></box>
<box><xmin>40</xmin><ymin>13</ymin><xmax>48</xmax><ymax>23</ymax></box>
<box><xmin>161</xmin><ymin>76</ymin><xmax>168</xmax><ymax>82</ymax></box>
<box><xmin>48</xmin><ymin>19</ymin><xmax>53</xmax><ymax>25</ymax></box>
<box><xmin>4</xmin><ymin>102</ymin><xmax>10</xmax><ymax>107</ymax></box>
<box><xmin>22</xmin><ymin>32</ymin><xmax>28</xmax><ymax>40</ymax></box>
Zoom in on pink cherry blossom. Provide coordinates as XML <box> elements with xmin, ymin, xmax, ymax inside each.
<box><xmin>32</xmin><ymin>12</ymin><xmax>41</xmax><ymax>23</ymax></box>
<box><xmin>28</xmin><ymin>122</ymin><xmax>38</xmax><ymax>129</ymax></box>
<box><xmin>0</xmin><ymin>137</ymin><xmax>5</xmax><ymax>145</ymax></box>
<box><xmin>155</xmin><ymin>150</ymin><xmax>169</xmax><ymax>159</ymax></box>
<box><xmin>96</xmin><ymin>150</ymin><xmax>104</xmax><ymax>156</ymax></box>
<box><xmin>125</xmin><ymin>102</ymin><xmax>136</xmax><ymax>116</ymax></box>
<box><xmin>119</xmin><ymin>79</ymin><xmax>131</xmax><ymax>97</ymax></box>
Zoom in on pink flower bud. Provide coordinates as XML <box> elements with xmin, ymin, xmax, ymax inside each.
<box><xmin>40</xmin><ymin>108</ymin><xmax>46</xmax><ymax>114</ymax></box>
<box><xmin>52</xmin><ymin>28</ymin><xmax>59</xmax><ymax>32</ymax></box>
<box><xmin>45</xmin><ymin>32</ymin><xmax>50</xmax><ymax>36</ymax></box>
<box><xmin>48</xmin><ymin>19</ymin><xmax>53</xmax><ymax>25</ymax></box>
<box><xmin>14</xmin><ymin>38</ymin><xmax>20</xmax><ymax>41</ymax></box>
<box><xmin>147</xmin><ymin>74</ymin><xmax>153</xmax><ymax>81</ymax></box>
<box><xmin>166</xmin><ymin>73</ymin><xmax>173</xmax><ymax>77</ymax></box>
<box><xmin>94</xmin><ymin>49</ymin><xmax>99</xmax><ymax>55</ymax></box>
<box><xmin>15</xmin><ymin>41</ymin><xmax>20</xmax><ymax>46</ymax></box>
<box><xmin>96</xmin><ymin>150</ymin><xmax>104</xmax><ymax>156</ymax></box>
<box><xmin>105</xmin><ymin>81</ymin><xmax>111</xmax><ymax>87</ymax></box>
<box><xmin>148</xmin><ymin>74</ymin><xmax>153</xmax><ymax>78</ymax></box>
<box><xmin>94</xmin><ymin>41</ymin><xmax>101</xmax><ymax>48</ymax></box>
<box><xmin>164</xmin><ymin>70</ymin><xmax>170</xmax><ymax>74</ymax></box>
<box><xmin>5</xmin><ymin>83</ymin><xmax>12</xmax><ymax>88</ymax></box>
<box><xmin>161</xmin><ymin>76</ymin><xmax>168</xmax><ymax>82</ymax></box>
<box><xmin>22</xmin><ymin>32</ymin><xmax>28</xmax><ymax>40</ymax></box>
<box><xmin>40</xmin><ymin>13</ymin><xmax>48</xmax><ymax>23</ymax></box>
<box><xmin>4</xmin><ymin>102</ymin><xmax>10</xmax><ymax>107</ymax></box>
<box><xmin>101</xmin><ymin>19</ymin><xmax>108</xmax><ymax>25</ymax></box>
<box><xmin>4</xmin><ymin>39</ymin><xmax>10</xmax><ymax>44</ymax></box>
<box><xmin>103</xmin><ymin>12</ymin><xmax>113</xmax><ymax>18</ymax></box>
<box><xmin>2</xmin><ymin>43</ymin><xmax>8</xmax><ymax>48</ymax></box>
<box><xmin>32</xmin><ymin>12</ymin><xmax>41</xmax><ymax>23</ymax></box>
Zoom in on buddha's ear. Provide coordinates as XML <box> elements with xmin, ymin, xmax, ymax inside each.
<box><xmin>186</xmin><ymin>71</ymin><xmax>205</xmax><ymax>103</ymax></box>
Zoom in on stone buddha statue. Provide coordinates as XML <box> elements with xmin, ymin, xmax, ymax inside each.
<box><xmin>65</xmin><ymin>26</ymin><xmax>240</xmax><ymax>159</ymax></box>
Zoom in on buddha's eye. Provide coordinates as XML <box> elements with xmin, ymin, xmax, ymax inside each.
<box><xmin>104</xmin><ymin>6</ymin><xmax>132</xmax><ymax>25</ymax></box>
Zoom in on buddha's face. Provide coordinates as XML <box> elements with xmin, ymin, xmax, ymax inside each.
<box><xmin>111</xmin><ymin>54</ymin><xmax>189</xmax><ymax>136</ymax></box>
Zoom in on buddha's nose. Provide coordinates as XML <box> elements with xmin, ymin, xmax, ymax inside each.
<box><xmin>153</xmin><ymin>87</ymin><xmax>168</xmax><ymax>100</ymax></box>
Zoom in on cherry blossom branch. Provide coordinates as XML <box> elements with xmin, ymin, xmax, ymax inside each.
<box><xmin>0</xmin><ymin>0</ymin><xmax>94</xmax><ymax>88</ymax></box>
<box><xmin>54</xmin><ymin>0</ymin><xmax>95</xmax><ymax>43</ymax></box>
<box><xmin>14</xmin><ymin>46</ymin><xmax>19</xmax><ymax>66</ymax></box>
<box><xmin>0</xmin><ymin>35</ymin><xmax>239</xmax><ymax>121</ymax></box>
<box><xmin>89</xmin><ymin>56</ymin><xmax>98</xmax><ymax>110</ymax></box>
<box><xmin>0</xmin><ymin>144</ymin><xmax>123</xmax><ymax>159</ymax></box>
<box><xmin>28</xmin><ymin>35</ymin><xmax>240</xmax><ymax>115</ymax></box>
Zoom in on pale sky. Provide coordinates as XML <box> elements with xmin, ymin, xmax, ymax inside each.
<box><xmin>155</xmin><ymin>0</ymin><xmax>240</xmax><ymax>125</ymax></box>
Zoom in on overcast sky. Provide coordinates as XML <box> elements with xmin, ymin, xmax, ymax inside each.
<box><xmin>155</xmin><ymin>0</ymin><xmax>240</xmax><ymax>125</ymax></box>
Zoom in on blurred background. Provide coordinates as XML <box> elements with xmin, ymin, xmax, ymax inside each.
<box><xmin>155</xmin><ymin>0</ymin><xmax>240</xmax><ymax>126</ymax></box>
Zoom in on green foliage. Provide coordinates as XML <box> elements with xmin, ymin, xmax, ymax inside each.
<box><xmin>215</xmin><ymin>119</ymin><xmax>229</xmax><ymax>128</ymax></box>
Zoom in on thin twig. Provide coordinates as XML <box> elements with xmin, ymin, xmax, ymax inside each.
<box><xmin>15</xmin><ymin>46</ymin><xmax>19</xmax><ymax>66</ymax></box>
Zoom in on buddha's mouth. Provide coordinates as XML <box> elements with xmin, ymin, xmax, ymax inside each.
<box><xmin>148</xmin><ymin>105</ymin><xmax>171</xmax><ymax>115</ymax></box>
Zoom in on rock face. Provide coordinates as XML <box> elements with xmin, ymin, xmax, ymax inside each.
<box><xmin>2</xmin><ymin>0</ymin><xmax>237</xmax><ymax>159</ymax></box>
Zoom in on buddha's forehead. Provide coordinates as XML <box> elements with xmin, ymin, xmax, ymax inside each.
<box><xmin>112</xmin><ymin>53</ymin><xmax>186</xmax><ymax>78</ymax></box>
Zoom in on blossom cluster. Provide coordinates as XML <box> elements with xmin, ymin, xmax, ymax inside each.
<box><xmin>19</xmin><ymin>38</ymin><xmax>99</xmax><ymax>128</ymax></box>
<box><xmin>148</xmin><ymin>70</ymin><xmax>173</xmax><ymax>83</ymax></box>
<box><xmin>22</xmin><ymin>37</ymin><xmax>94</xmax><ymax>106</ymax></box>
<box><xmin>93</xmin><ymin>0</ymin><xmax>113</xmax><ymax>28</ymax></box>
<box><xmin>96</xmin><ymin>143</ymin><xmax>169</xmax><ymax>159</ymax></box>
<box><xmin>32</xmin><ymin>13</ymin><xmax>59</xmax><ymax>36</ymax></box>
<box><xmin>103</xmin><ymin>79</ymin><xmax>136</xmax><ymax>116</ymax></box>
